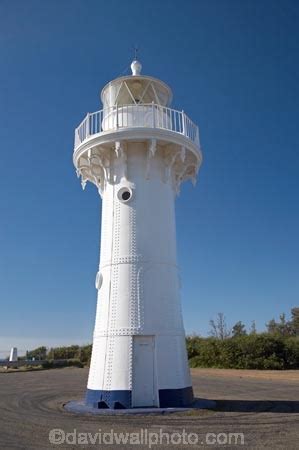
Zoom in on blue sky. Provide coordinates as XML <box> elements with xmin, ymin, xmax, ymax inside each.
<box><xmin>0</xmin><ymin>0</ymin><xmax>298</xmax><ymax>355</ymax></box>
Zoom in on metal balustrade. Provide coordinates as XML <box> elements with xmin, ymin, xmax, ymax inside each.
<box><xmin>74</xmin><ymin>103</ymin><xmax>200</xmax><ymax>150</ymax></box>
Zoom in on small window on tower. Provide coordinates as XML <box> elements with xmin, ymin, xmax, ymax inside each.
<box><xmin>95</xmin><ymin>272</ymin><xmax>103</xmax><ymax>290</ymax></box>
<box><xmin>122</xmin><ymin>191</ymin><xmax>131</xmax><ymax>201</ymax></box>
<box><xmin>118</xmin><ymin>187</ymin><xmax>132</xmax><ymax>203</ymax></box>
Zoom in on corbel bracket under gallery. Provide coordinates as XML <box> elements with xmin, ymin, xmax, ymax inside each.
<box><xmin>145</xmin><ymin>139</ymin><xmax>157</xmax><ymax>179</ymax></box>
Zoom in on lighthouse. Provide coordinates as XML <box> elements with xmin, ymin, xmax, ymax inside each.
<box><xmin>73</xmin><ymin>60</ymin><xmax>202</xmax><ymax>409</ymax></box>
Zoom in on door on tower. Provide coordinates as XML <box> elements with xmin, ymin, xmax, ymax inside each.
<box><xmin>132</xmin><ymin>336</ymin><xmax>157</xmax><ymax>407</ymax></box>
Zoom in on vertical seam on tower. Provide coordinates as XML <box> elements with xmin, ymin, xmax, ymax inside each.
<box><xmin>129</xmin><ymin>205</ymin><xmax>139</xmax><ymax>330</ymax></box>
<box><xmin>110</xmin><ymin>199</ymin><xmax>120</xmax><ymax>330</ymax></box>
<box><xmin>101</xmin><ymin>183</ymin><xmax>114</xmax><ymax>392</ymax></box>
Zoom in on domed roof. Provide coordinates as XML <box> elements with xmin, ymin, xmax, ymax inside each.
<box><xmin>100</xmin><ymin>60</ymin><xmax>173</xmax><ymax>107</ymax></box>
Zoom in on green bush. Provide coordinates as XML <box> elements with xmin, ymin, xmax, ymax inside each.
<box><xmin>284</xmin><ymin>337</ymin><xmax>299</xmax><ymax>369</ymax></box>
<box><xmin>46</xmin><ymin>345</ymin><xmax>92</xmax><ymax>365</ymax></box>
<box><xmin>67</xmin><ymin>359</ymin><xmax>84</xmax><ymax>368</ymax></box>
<box><xmin>187</xmin><ymin>334</ymin><xmax>299</xmax><ymax>369</ymax></box>
<box><xmin>42</xmin><ymin>359</ymin><xmax>83</xmax><ymax>369</ymax></box>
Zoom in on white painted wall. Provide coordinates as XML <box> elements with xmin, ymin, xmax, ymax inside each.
<box><xmin>87</xmin><ymin>141</ymin><xmax>192</xmax><ymax>397</ymax></box>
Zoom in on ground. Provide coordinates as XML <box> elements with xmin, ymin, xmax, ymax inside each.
<box><xmin>0</xmin><ymin>367</ymin><xmax>298</xmax><ymax>449</ymax></box>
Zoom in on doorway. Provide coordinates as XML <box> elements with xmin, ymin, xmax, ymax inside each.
<box><xmin>132</xmin><ymin>336</ymin><xmax>157</xmax><ymax>407</ymax></box>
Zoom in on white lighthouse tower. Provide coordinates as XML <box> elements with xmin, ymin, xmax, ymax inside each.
<box><xmin>73</xmin><ymin>60</ymin><xmax>202</xmax><ymax>409</ymax></box>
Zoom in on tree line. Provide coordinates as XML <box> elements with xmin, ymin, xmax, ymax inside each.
<box><xmin>187</xmin><ymin>307</ymin><xmax>299</xmax><ymax>369</ymax></box>
<box><xmin>21</xmin><ymin>307</ymin><xmax>298</xmax><ymax>370</ymax></box>
<box><xmin>208</xmin><ymin>307</ymin><xmax>299</xmax><ymax>339</ymax></box>
<box><xmin>23</xmin><ymin>345</ymin><xmax>91</xmax><ymax>367</ymax></box>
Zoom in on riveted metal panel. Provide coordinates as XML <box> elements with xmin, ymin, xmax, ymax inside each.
<box><xmin>84</xmin><ymin>134</ymin><xmax>195</xmax><ymax>405</ymax></box>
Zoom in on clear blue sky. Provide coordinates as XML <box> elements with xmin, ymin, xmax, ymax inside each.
<box><xmin>0</xmin><ymin>0</ymin><xmax>298</xmax><ymax>354</ymax></box>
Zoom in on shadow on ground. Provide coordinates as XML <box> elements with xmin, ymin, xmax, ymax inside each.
<box><xmin>208</xmin><ymin>399</ymin><xmax>299</xmax><ymax>413</ymax></box>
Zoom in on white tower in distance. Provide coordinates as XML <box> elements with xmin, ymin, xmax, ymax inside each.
<box><xmin>73</xmin><ymin>60</ymin><xmax>202</xmax><ymax>409</ymax></box>
<box><xmin>9</xmin><ymin>347</ymin><xmax>18</xmax><ymax>362</ymax></box>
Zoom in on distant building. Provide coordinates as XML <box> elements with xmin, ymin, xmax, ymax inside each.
<box><xmin>9</xmin><ymin>347</ymin><xmax>18</xmax><ymax>362</ymax></box>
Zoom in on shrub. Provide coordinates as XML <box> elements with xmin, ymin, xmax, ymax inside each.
<box><xmin>67</xmin><ymin>359</ymin><xmax>84</xmax><ymax>368</ymax></box>
<box><xmin>284</xmin><ymin>337</ymin><xmax>299</xmax><ymax>369</ymax></box>
<box><xmin>42</xmin><ymin>359</ymin><xmax>83</xmax><ymax>369</ymax></box>
<box><xmin>187</xmin><ymin>334</ymin><xmax>299</xmax><ymax>369</ymax></box>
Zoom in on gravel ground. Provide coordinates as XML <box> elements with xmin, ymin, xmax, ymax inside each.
<box><xmin>0</xmin><ymin>367</ymin><xmax>298</xmax><ymax>449</ymax></box>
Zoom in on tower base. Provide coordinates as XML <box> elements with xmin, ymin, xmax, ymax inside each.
<box><xmin>64</xmin><ymin>398</ymin><xmax>215</xmax><ymax>416</ymax></box>
<box><xmin>85</xmin><ymin>386</ymin><xmax>194</xmax><ymax>409</ymax></box>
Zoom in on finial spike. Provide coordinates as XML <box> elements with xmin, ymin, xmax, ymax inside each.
<box><xmin>134</xmin><ymin>45</ymin><xmax>139</xmax><ymax>60</ymax></box>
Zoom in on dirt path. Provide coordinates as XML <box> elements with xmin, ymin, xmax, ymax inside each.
<box><xmin>0</xmin><ymin>367</ymin><xmax>298</xmax><ymax>449</ymax></box>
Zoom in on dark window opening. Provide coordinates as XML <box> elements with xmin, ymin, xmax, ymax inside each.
<box><xmin>122</xmin><ymin>190</ymin><xmax>131</xmax><ymax>201</ymax></box>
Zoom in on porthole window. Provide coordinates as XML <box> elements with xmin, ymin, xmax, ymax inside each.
<box><xmin>95</xmin><ymin>272</ymin><xmax>103</xmax><ymax>290</ymax></box>
<box><xmin>117</xmin><ymin>187</ymin><xmax>132</xmax><ymax>203</ymax></box>
<box><xmin>121</xmin><ymin>190</ymin><xmax>131</xmax><ymax>201</ymax></box>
